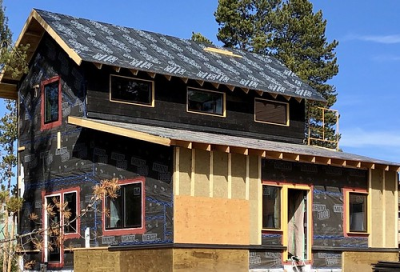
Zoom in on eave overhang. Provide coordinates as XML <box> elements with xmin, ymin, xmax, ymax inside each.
<box><xmin>68</xmin><ymin>116</ymin><xmax>400</xmax><ymax>172</ymax></box>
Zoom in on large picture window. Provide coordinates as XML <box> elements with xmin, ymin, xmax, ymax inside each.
<box><xmin>348</xmin><ymin>192</ymin><xmax>368</xmax><ymax>233</ymax></box>
<box><xmin>103</xmin><ymin>178</ymin><xmax>145</xmax><ymax>235</ymax></box>
<box><xmin>255</xmin><ymin>98</ymin><xmax>289</xmax><ymax>126</ymax></box>
<box><xmin>262</xmin><ymin>185</ymin><xmax>281</xmax><ymax>229</ymax></box>
<box><xmin>187</xmin><ymin>88</ymin><xmax>225</xmax><ymax>116</ymax></box>
<box><xmin>110</xmin><ymin>75</ymin><xmax>154</xmax><ymax>106</ymax></box>
<box><xmin>41</xmin><ymin>76</ymin><xmax>62</xmax><ymax>130</ymax></box>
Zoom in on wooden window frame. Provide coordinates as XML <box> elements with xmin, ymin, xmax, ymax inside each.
<box><xmin>343</xmin><ymin>188</ymin><xmax>369</xmax><ymax>237</ymax></box>
<box><xmin>186</xmin><ymin>87</ymin><xmax>226</xmax><ymax>117</ymax></box>
<box><xmin>262</xmin><ymin>182</ymin><xmax>283</xmax><ymax>231</ymax></box>
<box><xmin>109</xmin><ymin>74</ymin><xmax>155</xmax><ymax>107</ymax></box>
<box><xmin>41</xmin><ymin>187</ymin><xmax>81</xmax><ymax>268</ymax></box>
<box><xmin>254</xmin><ymin>98</ymin><xmax>289</xmax><ymax>126</ymax></box>
<box><xmin>102</xmin><ymin>177</ymin><xmax>146</xmax><ymax>236</ymax></box>
<box><xmin>40</xmin><ymin>76</ymin><xmax>62</xmax><ymax>131</ymax></box>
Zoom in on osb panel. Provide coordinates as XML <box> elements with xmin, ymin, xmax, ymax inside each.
<box><xmin>384</xmin><ymin>171</ymin><xmax>397</xmax><ymax>247</ymax></box>
<box><xmin>249</xmin><ymin>155</ymin><xmax>261</xmax><ymax>245</ymax></box>
<box><xmin>120</xmin><ymin>249</ymin><xmax>173</xmax><ymax>272</ymax></box>
<box><xmin>173</xmin><ymin>248</ymin><xmax>249</xmax><ymax>272</ymax></box>
<box><xmin>174</xmin><ymin>195</ymin><xmax>250</xmax><ymax>245</ymax></box>
<box><xmin>194</xmin><ymin>149</ymin><xmax>210</xmax><ymax>197</ymax></box>
<box><xmin>213</xmin><ymin>151</ymin><xmax>228</xmax><ymax>198</ymax></box>
<box><xmin>231</xmin><ymin>153</ymin><xmax>246</xmax><ymax>199</ymax></box>
<box><xmin>74</xmin><ymin>249</ymin><xmax>121</xmax><ymax>272</ymax></box>
<box><xmin>178</xmin><ymin>147</ymin><xmax>192</xmax><ymax>196</ymax></box>
<box><xmin>370</xmin><ymin>169</ymin><xmax>383</xmax><ymax>247</ymax></box>
<box><xmin>342</xmin><ymin>251</ymin><xmax>398</xmax><ymax>272</ymax></box>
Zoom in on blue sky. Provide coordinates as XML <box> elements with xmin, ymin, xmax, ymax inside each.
<box><xmin>2</xmin><ymin>0</ymin><xmax>400</xmax><ymax>163</ymax></box>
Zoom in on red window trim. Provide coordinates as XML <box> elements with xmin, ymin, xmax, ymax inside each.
<box><xmin>40</xmin><ymin>75</ymin><xmax>62</xmax><ymax>131</ymax></box>
<box><xmin>343</xmin><ymin>187</ymin><xmax>369</xmax><ymax>237</ymax></box>
<box><xmin>41</xmin><ymin>187</ymin><xmax>81</xmax><ymax>268</ymax></box>
<box><xmin>102</xmin><ymin>177</ymin><xmax>146</xmax><ymax>236</ymax></box>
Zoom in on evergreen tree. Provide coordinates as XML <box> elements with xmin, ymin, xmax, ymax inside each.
<box><xmin>191</xmin><ymin>32</ymin><xmax>214</xmax><ymax>45</ymax></box>
<box><xmin>215</xmin><ymin>0</ymin><xmax>339</xmax><ymax>148</ymax></box>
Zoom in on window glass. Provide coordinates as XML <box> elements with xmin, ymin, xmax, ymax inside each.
<box><xmin>44</xmin><ymin>80</ymin><xmax>60</xmax><ymax>124</ymax></box>
<box><xmin>110</xmin><ymin>75</ymin><xmax>152</xmax><ymax>105</ymax></box>
<box><xmin>262</xmin><ymin>185</ymin><xmax>281</xmax><ymax>229</ymax></box>
<box><xmin>255</xmin><ymin>99</ymin><xmax>288</xmax><ymax>125</ymax></box>
<box><xmin>106</xmin><ymin>182</ymin><xmax>142</xmax><ymax>229</ymax></box>
<box><xmin>64</xmin><ymin>192</ymin><xmax>77</xmax><ymax>233</ymax></box>
<box><xmin>349</xmin><ymin>193</ymin><xmax>367</xmax><ymax>232</ymax></box>
<box><xmin>187</xmin><ymin>88</ymin><xmax>224</xmax><ymax>116</ymax></box>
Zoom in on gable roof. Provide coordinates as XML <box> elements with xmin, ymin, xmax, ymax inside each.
<box><xmin>0</xmin><ymin>9</ymin><xmax>326</xmax><ymax>102</ymax></box>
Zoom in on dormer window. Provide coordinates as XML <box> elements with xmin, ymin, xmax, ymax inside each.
<box><xmin>110</xmin><ymin>75</ymin><xmax>154</xmax><ymax>107</ymax></box>
<box><xmin>187</xmin><ymin>88</ymin><xmax>225</xmax><ymax>117</ymax></box>
<box><xmin>254</xmin><ymin>98</ymin><xmax>289</xmax><ymax>126</ymax></box>
<box><xmin>41</xmin><ymin>76</ymin><xmax>62</xmax><ymax>130</ymax></box>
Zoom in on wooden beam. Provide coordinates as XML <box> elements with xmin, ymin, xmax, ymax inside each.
<box><xmin>248</xmin><ymin>149</ymin><xmax>266</xmax><ymax>157</ymax></box>
<box><xmin>389</xmin><ymin>165</ymin><xmax>400</xmax><ymax>172</ymax></box>
<box><xmin>18</xmin><ymin>146</ymin><xmax>26</xmax><ymax>152</ymax></box>
<box><xmin>175</xmin><ymin>140</ymin><xmax>193</xmax><ymax>149</ymax></box>
<box><xmin>361</xmin><ymin>162</ymin><xmax>375</xmax><ymax>169</ymax></box>
<box><xmin>346</xmin><ymin>160</ymin><xmax>362</xmax><ymax>168</ymax></box>
<box><xmin>270</xmin><ymin>93</ymin><xmax>278</xmax><ymax>99</ymax></box>
<box><xmin>227</xmin><ymin>85</ymin><xmax>235</xmax><ymax>92</ymax></box>
<box><xmin>147</xmin><ymin>72</ymin><xmax>156</xmax><ymax>78</ymax></box>
<box><xmin>241</xmin><ymin>87</ymin><xmax>250</xmax><ymax>94</ymax></box>
<box><xmin>211</xmin><ymin>82</ymin><xmax>220</xmax><ymax>89</ymax></box>
<box><xmin>375</xmin><ymin>164</ymin><xmax>390</xmax><ymax>171</ymax></box>
<box><xmin>230</xmin><ymin>146</ymin><xmax>248</xmax><ymax>155</ymax></box>
<box><xmin>283</xmin><ymin>153</ymin><xmax>299</xmax><ymax>162</ymax></box>
<box><xmin>192</xmin><ymin>142</ymin><xmax>211</xmax><ymax>151</ymax></box>
<box><xmin>265</xmin><ymin>151</ymin><xmax>283</xmax><ymax>160</ymax></box>
<box><xmin>331</xmin><ymin>158</ymin><xmax>346</xmax><ymax>167</ymax></box>
<box><xmin>67</xmin><ymin>116</ymin><xmax>172</xmax><ymax>146</ymax></box>
<box><xmin>299</xmin><ymin>155</ymin><xmax>316</xmax><ymax>163</ymax></box>
<box><xmin>113</xmin><ymin>66</ymin><xmax>121</xmax><ymax>73</ymax></box>
<box><xmin>164</xmin><ymin>75</ymin><xmax>172</xmax><ymax>81</ymax></box>
<box><xmin>130</xmin><ymin>69</ymin><xmax>139</xmax><ymax>76</ymax></box>
<box><xmin>256</xmin><ymin>91</ymin><xmax>263</xmax><ymax>97</ymax></box>
<box><xmin>180</xmin><ymin>77</ymin><xmax>189</xmax><ymax>84</ymax></box>
<box><xmin>315</xmin><ymin>156</ymin><xmax>331</xmax><ymax>165</ymax></box>
<box><xmin>282</xmin><ymin>95</ymin><xmax>291</xmax><ymax>101</ymax></box>
<box><xmin>196</xmin><ymin>80</ymin><xmax>204</xmax><ymax>87</ymax></box>
<box><xmin>93</xmin><ymin>62</ymin><xmax>102</xmax><ymax>69</ymax></box>
<box><xmin>295</xmin><ymin>97</ymin><xmax>303</xmax><ymax>103</ymax></box>
<box><xmin>0</xmin><ymin>83</ymin><xmax>17</xmax><ymax>100</ymax></box>
<box><xmin>213</xmin><ymin>145</ymin><xmax>230</xmax><ymax>153</ymax></box>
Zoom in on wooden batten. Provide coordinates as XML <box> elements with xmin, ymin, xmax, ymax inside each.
<box><xmin>389</xmin><ymin>165</ymin><xmax>400</xmax><ymax>172</ymax></box>
<box><xmin>241</xmin><ymin>88</ymin><xmax>250</xmax><ymax>94</ymax></box>
<box><xmin>375</xmin><ymin>164</ymin><xmax>390</xmax><ymax>171</ymax></box>
<box><xmin>164</xmin><ymin>74</ymin><xmax>172</xmax><ymax>81</ymax></box>
<box><xmin>256</xmin><ymin>91</ymin><xmax>263</xmax><ymax>97</ymax></box>
<box><xmin>113</xmin><ymin>66</ymin><xmax>121</xmax><ymax>73</ymax></box>
<box><xmin>213</xmin><ymin>145</ymin><xmax>230</xmax><ymax>153</ymax></box>
<box><xmin>230</xmin><ymin>146</ymin><xmax>248</xmax><ymax>155</ymax></box>
<box><xmin>361</xmin><ymin>162</ymin><xmax>375</xmax><ymax>170</ymax></box>
<box><xmin>282</xmin><ymin>95</ymin><xmax>291</xmax><ymax>101</ymax></box>
<box><xmin>18</xmin><ymin>146</ymin><xmax>26</xmax><ymax>152</ymax></box>
<box><xmin>315</xmin><ymin>156</ymin><xmax>331</xmax><ymax>165</ymax></box>
<box><xmin>192</xmin><ymin>142</ymin><xmax>211</xmax><ymax>151</ymax></box>
<box><xmin>196</xmin><ymin>80</ymin><xmax>204</xmax><ymax>87</ymax></box>
<box><xmin>211</xmin><ymin>82</ymin><xmax>220</xmax><ymax>89</ymax></box>
<box><xmin>331</xmin><ymin>158</ymin><xmax>346</xmax><ymax>167</ymax></box>
<box><xmin>283</xmin><ymin>153</ymin><xmax>299</xmax><ymax>162</ymax></box>
<box><xmin>147</xmin><ymin>72</ymin><xmax>156</xmax><ymax>78</ymax></box>
<box><xmin>299</xmin><ymin>155</ymin><xmax>316</xmax><ymax>163</ymax></box>
<box><xmin>346</xmin><ymin>160</ymin><xmax>362</xmax><ymax>168</ymax></box>
<box><xmin>265</xmin><ymin>151</ymin><xmax>283</xmax><ymax>160</ymax></box>
<box><xmin>130</xmin><ymin>69</ymin><xmax>139</xmax><ymax>76</ymax></box>
<box><xmin>93</xmin><ymin>62</ymin><xmax>103</xmax><ymax>70</ymax></box>
<box><xmin>269</xmin><ymin>93</ymin><xmax>278</xmax><ymax>99</ymax></box>
<box><xmin>248</xmin><ymin>149</ymin><xmax>266</xmax><ymax>157</ymax></box>
<box><xmin>180</xmin><ymin>77</ymin><xmax>189</xmax><ymax>84</ymax></box>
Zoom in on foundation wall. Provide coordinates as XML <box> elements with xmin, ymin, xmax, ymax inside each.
<box><xmin>342</xmin><ymin>251</ymin><xmax>398</xmax><ymax>272</ymax></box>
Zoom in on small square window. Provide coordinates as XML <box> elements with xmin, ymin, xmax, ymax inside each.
<box><xmin>110</xmin><ymin>75</ymin><xmax>153</xmax><ymax>106</ymax></box>
<box><xmin>41</xmin><ymin>76</ymin><xmax>62</xmax><ymax>130</ymax></box>
<box><xmin>262</xmin><ymin>185</ymin><xmax>281</xmax><ymax>229</ymax></box>
<box><xmin>255</xmin><ymin>98</ymin><xmax>289</xmax><ymax>126</ymax></box>
<box><xmin>349</xmin><ymin>192</ymin><xmax>367</xmax><ymax>232</ymax></box>
<box><xmin>187</xmin><ymin>88</ymin><xmax>225</xmax><ymax>116</ymax></box>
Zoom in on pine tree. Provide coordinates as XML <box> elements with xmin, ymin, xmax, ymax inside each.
<box><xmin>191</xmin><ymin>32</ymin><xmax>214</xmax><ymax>45</ymax></box>
<box><xmin>215</xmin><ymin>0</ymin><xmax>339</xmax><ymax>148</ymax></box>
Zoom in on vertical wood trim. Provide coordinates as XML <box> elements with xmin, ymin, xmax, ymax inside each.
<box><xmin>382</xmin><ymin>170</ymin><xmax>386</xmax><ymax>247</ymax></box>
<box><xmin>395</xmin><ymin>173</ymin><xmax>399</xmax><ymax>246</ymax></box>
<box><xmin>209</xmin><ymin>151</ymin><xmax>214</xmax><ymax>198</ymax></box>
<box><xmin>174</xmin><ymin>147</ymin><xmax>180</xmax><ymax>196</ymax></box>
<box><xmin>191</xmin><ymin>149</ymin><xmax>195</xmax><ymax>196</ymax></box>
<box><xmin>245</xmin><ymin>156</ymin><xmax>250</xmax><ymax>200</ymax></box>
<box><xmin>228</xmin><ymin>153</ymin><xmax>232</xmax><ymax>199</ymax></box>
<box><xmin>368</xmin><ymin>168</ymin><xmax>372</xmax><ymax>247</ymax></box>
<box><xmin>257</xmin><ymin>156</ymin><xmax>262</xmax><ymax>245</ymax></box>
<box><xmin>282</xmin><ymin>186</ymin><xmax>288</xmax><ymax>252</ymax></box>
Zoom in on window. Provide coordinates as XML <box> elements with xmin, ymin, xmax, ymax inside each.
<box><xmin>187</xmin><ymin>88</ymin><xmax>225</xmax><ymax>116</ymax></box>
<box><xmin>43</xmin><ymin>188</ymin><xmax>80</xmax><ymax>267</ymax></box>
<box><xmin>41</xmin><ymin>76</ymin><xmax>62</xmax><ymax>130</ymax></box>
<box><xmin>110</xmin><ymin>75</ymin><xmax>154</xmax><ymax>106</ymax></box>
<box><xmin>262</xmin><ymin>185</ymin><xmax>281</xmax><ymax>229</ymax></box>
<box><xmin>103</xmin><ymin>178</ymin><xmax>145</xmax><ymax>235</ymax></box>
<box><xmin>255</xmin><ymin>98</ymin><xmax>289</xmax><ymax>126</ymax></box>
<box><xmin>348</xmin><ymin>192</ymin><xmax>368</xmax><ymax>232</ymax></box>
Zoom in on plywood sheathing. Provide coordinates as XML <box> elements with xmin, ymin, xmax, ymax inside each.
<box><xmin>213</xmin><ymin>151</ymin><xmax>229</xmax><ymax>198</ymax></box>
<box><xmin>384</xmin><ymin>170</ymin><xmax>397</xmax><ymax>248</ymax></box>
<box><xmin>174</xmin><ymin>195</ymin><xmax>250</xmax><ymax>245</ymax></box>
<box><xmin>194</xmin><ymin>149</ymin><xmax>210</xmax><ymax>197</ymax></box>
<box><xmin>231</xmin><ymin>153</ymin><xmax>246</xmax><ymax>200</ymax></box>
<box><xmin>369</xmin><ymin>169</ymin><xmax>384</xmax><ymax>247</ymax></box>
<box><xmin>342</xmin><ymin>252</ymin><xmax>398</xmax><ymax>272</ymax></box>
<box><xmin>249</xmin><ymin>155</ymin><xmax>261</xmax><ymax>245</ymax></box>
<box><xmin>177</xmin><ymin>147</ymin><xmax>192</xmax><ymax>196</ymax></box>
